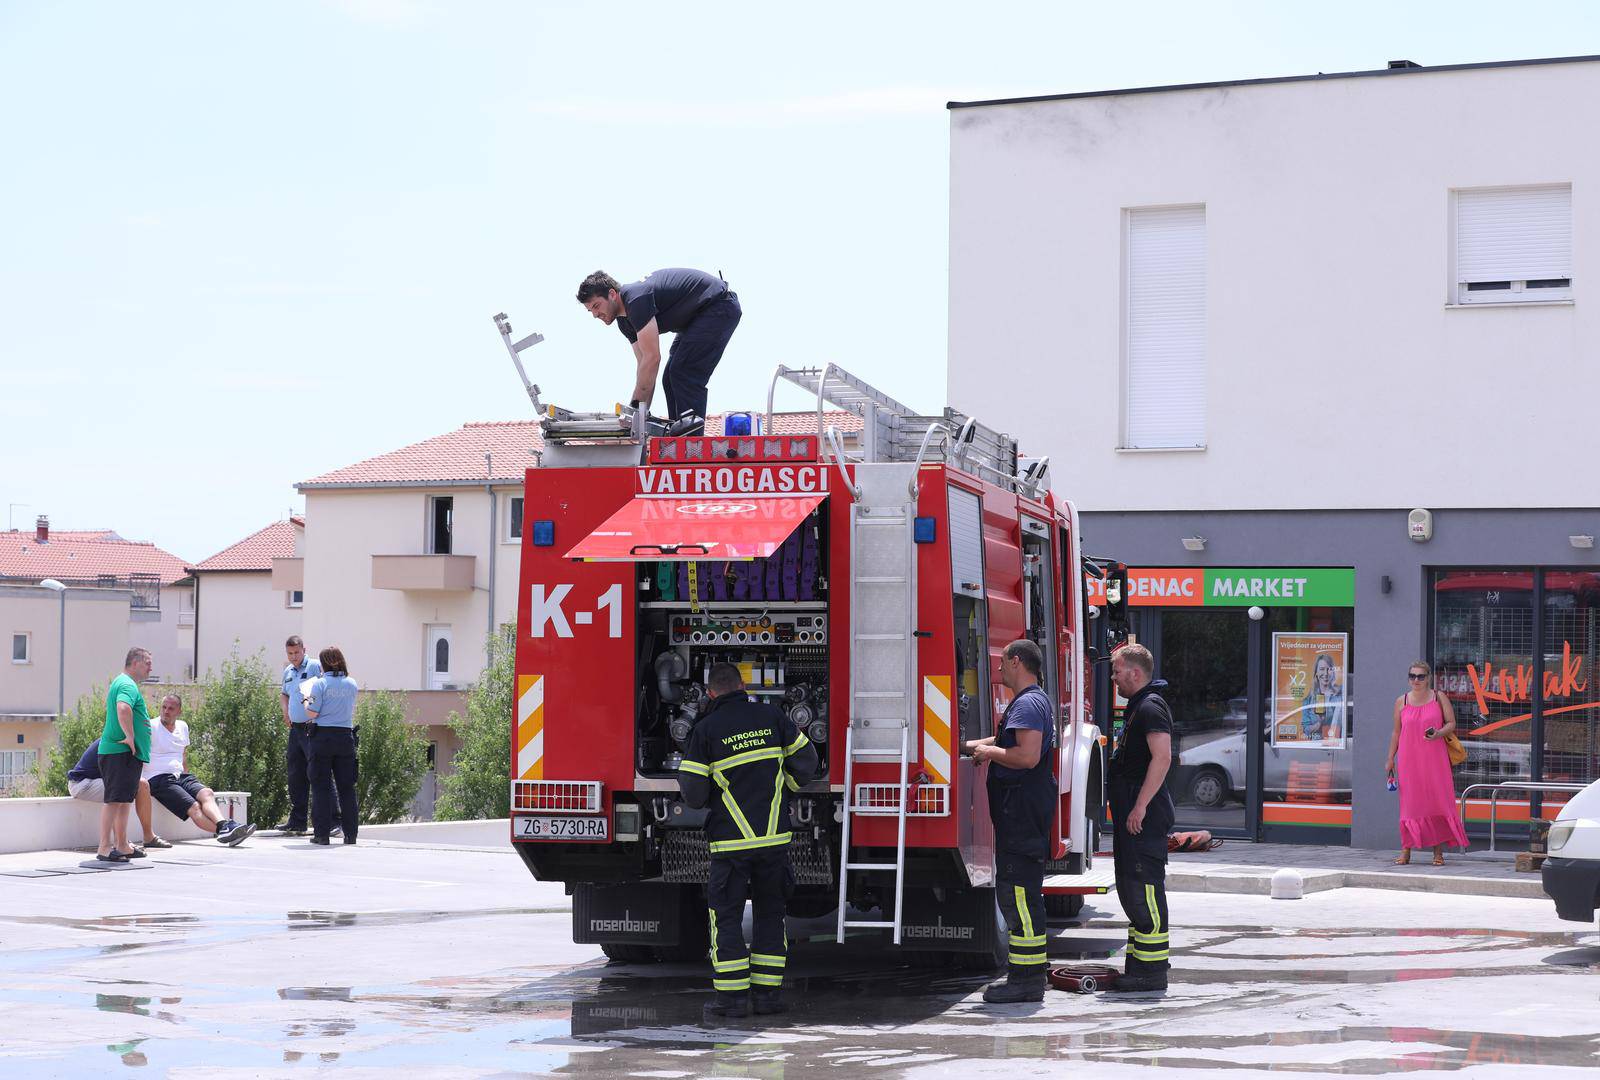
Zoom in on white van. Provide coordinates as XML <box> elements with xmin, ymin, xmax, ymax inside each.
<box><xmin>1543</xmin><ymin>776</ymin><xmax>1600</xmax><ymax>930</ymax></box>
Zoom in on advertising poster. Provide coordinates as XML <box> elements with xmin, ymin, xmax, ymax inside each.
<box><xmin>1271</xmin><ymin>632</ymin><xmax>1349</xmax><ymax>749</ymax></box>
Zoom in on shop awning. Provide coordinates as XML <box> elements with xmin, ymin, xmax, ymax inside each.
<box><xmin>563</xmin><ymin>495</ymin><xmax>826</xmax><ymax>562</ymax></box>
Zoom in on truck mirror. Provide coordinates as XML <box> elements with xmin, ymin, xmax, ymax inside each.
<box><xmin>1105</xmin><ymin>565</ymin><xmax>1131</xmax><ymax>645</ymax></box>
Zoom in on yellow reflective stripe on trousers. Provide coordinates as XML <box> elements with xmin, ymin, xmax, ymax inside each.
<box><xmin>1145</xmin><ymin>884</ymin><xmax>1162</xmax><ymax>936</ymax></box>
<box><xmin>1128</xmin><ymin>947</ymin><xmax>1169</xmax><ymax>962</ymax></box>
<box><xmin>751</xmin><ymin>973</ymin><xmax>784</xmax><ymax>986</ymax></box>
<box><xmin>1014</xmin><ymin>886</ymin><xmax>1036</xmax><ymax>940</ymax></box>
<box><xmin>713</xmin><ymin>976</ymin><xmax>751</xmax><ymax>991</ymax></box>
<box><xmin>1008</xmin><ymin>952</ymin><xmax>1049</xmax><ymax>966</ymax></box>
<box><xmin>708</xmin><ymin>909</ymin><xmax>719</xmax><ymax>968</ymax></box>
<box><xmin>708</xmin><ymin>832</ymin><xmax>792</xmax><ymax>854</ymax></box>
<box><xmin>713</xmin><ymin>956</ymin><xmax>750</xmax><ymax>973</ymax></box>
<box><xmin>1010</xmin><ymin>933</ymin><xmax>1048</xmax><ymax>948</ymax></box>
<box><xmin>750</xmin><ymin>952</ymin><xmax>786</xmax><ymax>968</ymax></box>
<box><xmin>1129</xmin><ymin>930</ymin><xmax>1169</xmax><ymax>944</ymax></box>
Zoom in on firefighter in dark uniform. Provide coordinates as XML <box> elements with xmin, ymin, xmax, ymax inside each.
<box><xmin>678</xmin><ymin>662</ymin><xmax>818</xmax><ymax>1024</ymax></box>
<box><xmin>965</xmin><ymin>638</ymin><xmax>1057</xmax><ymax>1004</ymax></box>
<box><xmin>1108</xmin><ymin>642</ymin><xmax>1175</xmax><ymax>992</ymax></box>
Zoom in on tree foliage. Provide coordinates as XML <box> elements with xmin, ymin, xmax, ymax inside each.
<box><xmin>186</xmin><ymin>653</ymin><xmax>289</xmax><ymax>829</ymax></box>
<box><xmin>434</xmin><ymin>624</ymin><xmax>514</xmax><ymax>821</ymax></box>
<box><xmin>354</xmin><ymin>690</ymin><xmax>429</xmax><ymax>824</ymax></box>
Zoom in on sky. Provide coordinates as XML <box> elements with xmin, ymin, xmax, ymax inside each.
<box><xmin>5</xmin><ymin>1</ymin><xmax>1600</xmax><ymax>561</ymax></box>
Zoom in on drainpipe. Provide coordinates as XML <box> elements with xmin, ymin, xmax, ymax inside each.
<box><xmin>485</xmin><ymin>452</ymin><xmax>497</xmax><ymax>643</ymax></box>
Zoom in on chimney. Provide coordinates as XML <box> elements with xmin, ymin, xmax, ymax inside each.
<box><xmin>1387</xmin><ymin>59</ymin><xmax>1421</xmax><ymax>69</ymax></box>
<box><xmin>35</xmin><ymin>515</ymin><xmax>48</xmax><ymax>543</ymax></box>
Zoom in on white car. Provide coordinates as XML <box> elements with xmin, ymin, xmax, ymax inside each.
<box><xmin>1543</xmin><ymin>776</ymin><xmax>1600</xmax><ymax>930</ymax></box>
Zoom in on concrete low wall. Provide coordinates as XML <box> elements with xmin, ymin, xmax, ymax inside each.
<box><xmin>0</xmin><ymin>792</ymin><xmax>250</xmax><ymax>854</ymax></box>
<box><xmin>357</xmin><ymin>818</ymin><xmax>509</xmax><ymax>848</ymax></box>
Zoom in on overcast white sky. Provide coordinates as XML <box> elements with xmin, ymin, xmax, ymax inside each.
<box><xmin>5</xmin><ymin>1</ymin><xmax>1600</xmax><ymax>560</ymax></box>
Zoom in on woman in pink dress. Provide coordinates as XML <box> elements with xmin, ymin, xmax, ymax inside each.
<box><xmin>1385</xmin><ymin>660</ymin><xmax>1469</xmax><ymax>865</ymax></box>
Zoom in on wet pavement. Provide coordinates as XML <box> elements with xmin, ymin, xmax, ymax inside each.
<box><xmin>1</xmin><ymin>834</ymin><xmax>1597</xmax><ymax>1077</ymax></box>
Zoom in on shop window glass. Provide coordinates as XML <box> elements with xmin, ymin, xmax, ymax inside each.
<box><xmin>1432</xmin><ymin>570</ymin><xmax>1535</xmax><ymax>796</ymax></box>
<box><xmin>1541</xmin><ymin>571</ymin><xmax>1600</xmax><ymax>789</ymax></box>
<box><xmin>1162</xmin><ymin>608</ymin><xmax>1249</xmax><ymax>827</ymax></box>
<box><xmin>1264</xmin><ymin>606</ymin><xmax>1355</xmax><ymax>808</ymax></box>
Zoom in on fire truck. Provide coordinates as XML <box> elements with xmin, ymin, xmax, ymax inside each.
<box><xmin>496</xmin><ymin>314</ymin><xmax>1114</xmax><ymax>967</ymax></box>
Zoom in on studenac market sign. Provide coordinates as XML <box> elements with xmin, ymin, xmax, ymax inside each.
<box><xmin>1085</xmin><ymin>568</ymin><xmax>1355</xmax><ymax>608</ymax></box>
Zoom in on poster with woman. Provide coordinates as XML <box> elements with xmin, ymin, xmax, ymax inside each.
<box><xmin>1271</xmin><ymin>632</ymin><xmax>1349</xmax><ymax>749</ymax></box>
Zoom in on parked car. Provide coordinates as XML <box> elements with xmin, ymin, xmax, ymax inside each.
<box><xmin>1543</xmin><ymin>776</ymin><xmax>1600</xmax><ymax>931</ymax></box>
<box><xmin>1175</xmin><ymin>727</ymin><xmax>1354</xmax><ymax>807</ymax></box>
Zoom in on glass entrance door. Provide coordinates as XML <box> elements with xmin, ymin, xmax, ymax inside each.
<box><xmin>1158</xmin><ymin>608</ymin><xmax>1254</xmax><ymax>837</ymax></box>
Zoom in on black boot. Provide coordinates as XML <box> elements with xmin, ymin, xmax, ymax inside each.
<box><xmin>702</xmin><ymin>991</ymin><xmax>750</xmax><ymax>1024</ymax></box>
<box><xmin>1108</xmin><ymin>970</ymin><xmax>1169</xmax><ymax>993</ymax></box>
<box><xmin>752</xmin><ymin>988</ymin><xmax>788</xmax><ymax>1015</ymax></box>
<box><xmin>982</xmin><ymin>966</ymin><xmax>1047</xmax><ymax>1003</ymax></box>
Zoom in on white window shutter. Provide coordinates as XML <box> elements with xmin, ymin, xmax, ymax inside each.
<box><xmin>1126</xmin><ymin>206</ymin><xmax>1206</xmax><ymax>449</ymax></box>
<box><xmin>1456</xmin><ymin>185</ymin><xmax>1572</xmax><ymax>283</ymax></box>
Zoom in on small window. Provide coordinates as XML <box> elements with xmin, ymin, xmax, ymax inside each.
<box><xmin>1124</xmin><ymin>204</ymin><xmax>1207</xmax><ymax>448</ymax></box>
<box><xmin>286</xmin><ymin>590</ymin><xmax>304</xmax><ymax>609</ymax></box>
<box><xmin>429</xmin><ymin>496</ymin><xmax>454</xmax><ymax>555</ymax></box>
<box><xmin>505</xmin><ymin>496</ymin><xmax>524</xmax><ymax>543</ymax></box>
<box><xmin>11</xmin><ymin>633</ymin><xmax>29</xmax><ymax>664</ymax></box>
<box><xmin>434</xmin><ymin>636</ymin><xmax>450</xmax><ymax>674</ymax></box>
<box><xmin>1454</xmin><ymin>184</ymin><xmax>1572</xmax><ymax>304</ymax></box>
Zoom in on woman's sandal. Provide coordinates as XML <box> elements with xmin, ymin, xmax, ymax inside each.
<box><xmin>1432</xmin><ymin>854</ymin><xmax>1445</xmax><ymax>866</ymax></box>
<box><xmin>1393</xmin><ymin>851</ymin><xmax>1412</xmax><ymax>865</ymax></box>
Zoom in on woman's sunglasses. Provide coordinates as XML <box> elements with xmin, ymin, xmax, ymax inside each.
<box><xmin>1407</xmin><ymin>672</ymin><xmax>1428</xmax><ymax>680</ymax></box>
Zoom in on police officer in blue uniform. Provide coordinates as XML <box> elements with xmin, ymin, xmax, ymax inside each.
<box><xmin>276</xmin><ymin>636</ymin><xmax>329</xmax><ymax>836</ymax></box>
<box><xmin>678</xmin><ymin>662</ymin><xmax>817</xmax><ymax>1024</ymax></box>
<box><xmin>303</xmin><ymin>646</ymin><xmax>361</xmax><ymax>846</ymax></box>
<box><xmin>1107</xmin><ymin>642</ymin><xmax>1175</xmax><ymax>992</ymax></box>
<box><xmin>966</xmin><ymin>638</ymin><xmax>1057</xmax><ymax>1004</ymax></box>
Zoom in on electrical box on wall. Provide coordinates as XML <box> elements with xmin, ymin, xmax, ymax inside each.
<box><xmin>1408</xmin><ymin>508</ymin><xmax>1433</xmax><ymax>542</ymax></box>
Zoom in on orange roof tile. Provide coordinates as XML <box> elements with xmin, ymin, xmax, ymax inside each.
<box><xmin>0</xmin><ymin>531</ymin><xmax>191</xmax><ymax>586</ymax></box>
<box><xmin>299</xmin><ymin>414</ymin><xmax>864</xmax><ymax>489</ymax></box>
<box><xmin>193</xmin><ymin>518</ymin><xmax>303</xmax><ymax>572</ymax></box>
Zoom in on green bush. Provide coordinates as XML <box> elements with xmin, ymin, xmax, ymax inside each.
<box><xmin>435</xmin><ymin>624</ymin><xmax>514</xmax><ymax>821</ymax></box>
<box><xmin>354</xmin><ymin>690</ymin><xmax>429</xmax><ymax>824</ymax></box>
<box><xmin>186</xmin><ymin>653</ymin><xmax>288</xmax><ymax>829</ymax></box>
<box><xmin>32</xmin><ymin>684</ymin><xmax>112</xmax><ymax>796</ymax></box>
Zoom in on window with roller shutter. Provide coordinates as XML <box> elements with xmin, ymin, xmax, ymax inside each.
<box><xmin>1123</xmin><ymin>205</ymin><xmax>1207</xmax><ymax>450</ymax></box>
<box><xmin>1453</xmin><ymin>184</ymin><xmax>1572</xmax><ymax>305</ymax></box>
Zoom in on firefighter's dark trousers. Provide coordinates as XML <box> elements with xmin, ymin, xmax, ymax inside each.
<box><xmin>1113</xmin><ymin>790</ymin><xmax>1177</xmax><ymax>972</ymax></box>
<box><xmin>707</xmin><ymin>846</ymin><xmax>791</xmax><ymax>996</ymax></box>
<box><xmin>662</xmin><ymin>293</ymin><xmax>740</xmax><ymax>425</ymax></box>
<box><xmin>996</xmin><ymin>852</ymin><xmax>1049</xmax><ymax>974</ymax></box>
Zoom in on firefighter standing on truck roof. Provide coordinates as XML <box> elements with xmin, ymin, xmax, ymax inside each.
<box><xmin>965</xmin><ymin>638</ymin><xmax>1057</xmax><ymax>1004</ymax></box>
<box><xmin>1107</xmin><ymin>642</ymin><xmax>1175</xmax><ymax>993</ymax></box>
<box><xmin>576</xmin><ymin>268</ymin><xmax>741</xmax><ymax>435</ymax></box>
<box><xmin>677</xmin><ymin>662</ymin><xmax>818</xmax><ymax>1024</ymax></box>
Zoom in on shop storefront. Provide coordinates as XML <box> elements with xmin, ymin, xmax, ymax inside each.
<box><xmin>1088</xmin><ymin>567</ymin><xmax>1357</xmax><ymax>843</ymax></box>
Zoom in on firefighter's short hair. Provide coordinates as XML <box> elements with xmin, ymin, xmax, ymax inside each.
<box><xmin>1003</xmin><ymin>638</ymin><xmax>1044</xmax><ymax>678</ymax></box>
<box><xmin>576</xmin><ymin>271</ymin><xmax>621</xmax><ymax>304</ymax></box>
<box><xmin>1115</xmin><ymin>642</ymin><xmax>1154</xmax><ymax>676</ymax></box>
<box><xmin>707</xmin><ymin>662</ymin><xmax>744</xmax><ymax>695</ymax></box>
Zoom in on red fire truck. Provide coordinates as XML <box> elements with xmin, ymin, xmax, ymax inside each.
<box><xmin>496</xmin><ymin>320</ymin><xmax>1111</xmax><ymax>966</ymax></box>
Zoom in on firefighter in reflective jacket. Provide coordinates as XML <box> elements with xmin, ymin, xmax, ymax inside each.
<box><xmin>966</xmin><ymin>638</ymin><xmax>1057</xmax><ymax>1004</ymax></box>
<box><xmin>678</xmin><ymin>661</ymin><xmax>818</xmax><ymax>1023</ymax></box>
<box><xmin>1107</xmin><ymin>642</ymin><xmax>1175</xmax><ymax>992</ymax></box>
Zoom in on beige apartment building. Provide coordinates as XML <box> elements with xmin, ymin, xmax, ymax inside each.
<box><xmin>0</xmin><ymin>518</ymin><xmax>191</xmax><ymax>789</ymax></box>
<box><xmin>191</xmin><ymin>518</ymin><xmax>305</xmax><ymax>679</ymax></box>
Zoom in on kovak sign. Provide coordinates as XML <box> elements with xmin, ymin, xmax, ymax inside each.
<box><xmin>635</xmin><ymin>464</ymin><xmax>828</xmax><ymax>496</ymax></box>
<box><xmin>1084</xmin><ymin>568</ymin><xmax>1355</xmax><ymax>608</ymax></box>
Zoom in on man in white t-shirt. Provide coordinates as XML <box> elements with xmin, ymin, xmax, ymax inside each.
<box><xmin>144</xmin><ymin>696</ymin><xmax>257</xmax><ymax>847</ymax></box>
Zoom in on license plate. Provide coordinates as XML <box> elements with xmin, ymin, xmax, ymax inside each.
<box><xmin>515</xmin><ymin>814</ymin><xmax>609</xmax><ymax>841</ymax></box>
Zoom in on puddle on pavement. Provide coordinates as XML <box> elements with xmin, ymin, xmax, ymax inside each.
<box><xmin>4</xmin><ymin>921</ymin><xmax>1597</xmax><ymax>1076</ymax></box>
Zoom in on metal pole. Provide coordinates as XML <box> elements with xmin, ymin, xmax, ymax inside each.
<box><xmin>57</xmin><ymin>588</ymin><xmax>66</xmax><ymax>720</ymax></box>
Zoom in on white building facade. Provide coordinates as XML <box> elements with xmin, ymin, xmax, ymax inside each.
<box><xmin>948</xmin><ymin>56</ymin><xmax>1600</xmax><ymax>849</ymax></box>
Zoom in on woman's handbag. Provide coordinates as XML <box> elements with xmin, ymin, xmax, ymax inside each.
<box><xmin>1435</xmin><ymin>692</ymin><xmax>1468</xmax><ymax>766</ymax></box>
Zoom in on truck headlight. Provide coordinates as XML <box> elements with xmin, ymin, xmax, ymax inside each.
<box><xmin>1548</xmin><ymin>821</ymin><xmax>1575</xmax><ymax>852</ymax></box>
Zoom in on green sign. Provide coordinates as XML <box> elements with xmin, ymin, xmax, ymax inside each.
<box><xmin>1086</xmin><ymin>568</ymin><xmax>1355</xmax><ymax>607</ymax></box>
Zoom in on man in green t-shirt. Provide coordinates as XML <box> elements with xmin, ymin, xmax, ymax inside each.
<box><xmin>95</xmin><ymin>647</ymin><xmax>154</xmax><ymax>863</ymax></box>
